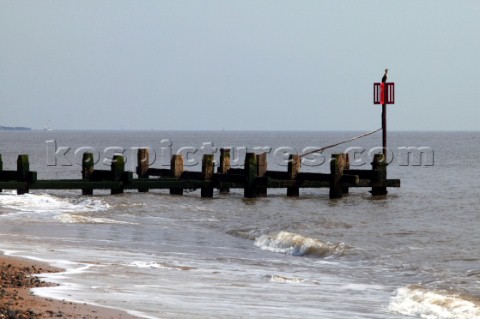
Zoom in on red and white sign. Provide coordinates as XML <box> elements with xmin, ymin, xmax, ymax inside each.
<box><xmin>373</xmin><ymin>82</ymin><xmax>395</xmax><ymax>104</ymax></box>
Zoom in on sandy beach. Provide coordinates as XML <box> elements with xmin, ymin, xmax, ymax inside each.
<box><xmin>0</xmin><ymin>254</ymin><xmax>140</xmax><ymax>319</ymax></box>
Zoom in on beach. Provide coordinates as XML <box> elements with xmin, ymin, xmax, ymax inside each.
<box><xmin>0</xmin><ymin>130</ymin><xmax>479</xmax><ymax>318</ymax></box>
<box><xmin>0</xmin><ymin>254</ymin><xmax>138</xmax><ymax>319</ymax></box>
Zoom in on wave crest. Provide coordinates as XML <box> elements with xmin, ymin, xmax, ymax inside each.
<box><xmin>254</xmin><ymin>231</ymin><xmax>347</xmax><ymax>257</ymax></box>
<box><xmin>0</xmin><ymin>192</ymin><xmax>109</xmax><ymax>214</ymax></box>
<box><xmin>388</xmin><ymin>286</ymin><xmax>480</xmax><ymax>319</ymax></box>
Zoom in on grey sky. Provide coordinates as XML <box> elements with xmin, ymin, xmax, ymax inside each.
<box><xmin>1</xmin><ymin>1</ymin><xmax>479</xmax><ymax>131</ymax></box>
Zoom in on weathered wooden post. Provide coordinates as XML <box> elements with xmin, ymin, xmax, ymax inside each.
<box><xmin>170</xmin><ymin>154</ymin><xmax>184</xmax><ymax>195</ymax></box>
<box><xmin>111</xmin><ymin>155</ymin><xmax>125</xmax><ymax>195</ymax></box>
<box><xmin>137</xmin><ymin>148</ymin><xmax>149</xmax><ymax>192</ymax></box>
<box><xmin>257</xmin><ymin>153</ymin><xmax>268</xmax><ymax>197</ymax></box>
<box><xmin>82</xmin><ymin>152</ymin><xmax>94</xmax><ymax>195</ymax></box>
<box><xmin>0</xmin><ymin>154</ymin><xmax>3</xmax><ymax>193</ymax></box>
<box><xmin>329</xmin><ymin>154</ymin><xmax>345</xmax><ymax>199</ymax></box>
<box><xmin>371</xmin><ymin>153</ymin><xmax>388</xmax><ymax>196</ymax></box>
<box><xmin>16</xmin><ymin>154</ymin><xmax>30</xmax><ymax>195</ymax></box>
<box><xmin>287</xmin><ymin>154</ymin><xmax>300</xmax><ymax>197</ymax></box>
<box><xmin>244</xmin><ymin>152</ymin><xmax>258</xmax><ymax>198</ymax></box>
<box><xmin>218</xmin><ymin>148</ymin><xmax>231</xmax><ymax>194</ymax></box>
<box><xmin>201</xmin><ymin>154</ymin><xmax>214</xmax><ymax>198</ymax></box>
<box><xmin>342</xmin><ymin>153</ymin><xmax>350</xmax><ymax>194</ymax></box>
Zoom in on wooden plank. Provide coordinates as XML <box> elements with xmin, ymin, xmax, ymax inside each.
<box><xmin>228</xmin><ymin>168</ymin><xmax>244</xmax><ymax>175</ymax></box>
<box><xmin>265</xmin><ymin>170</ymin><xmax>289</xmax><ymax>180</ymax></box>
<box><xmin>267</xmin><ymin>179</ymin><xmax>330</xmax><ymax>188</ymax></box>
<box><xmin>296</xmin><ymin>172</ymin><xmax>330</xmax><ymax>182</ymax></box>
<box><xmin>340</xmin><ymin>174</ymin><xmax>359</xmax><ymax>185</ymax></box>
<box><xmin>30</xmin><ymin>180</ymin><xmax>123</xmax><ymax>190</ymax></box>
<box><xmin>214</xmin><ymin>173</ymin><xmax>244</xmax><ymax>184</ymax></box>
<box><xmin>129</xmin><ymin>180</ymin><xmax>205</xmax><ymax>190</ymax></box>
<box><xmin>0</xmin><ymin>171</ymin><xmax>18</xmax><ymax>180</ymax></box>
<box><xmin>386</xmin><ymin>179</ymin><xmax>400</xmax><ymax>187</ymax></box>
<box><xmin>181</xmin><ymin>171</ymin><xmax>203</xmax><ymax>180</ymax></box>
<box><xmin>0</xmin><ymin>182</ymin><xmax>28</xmax><ymax>189</ymax></box>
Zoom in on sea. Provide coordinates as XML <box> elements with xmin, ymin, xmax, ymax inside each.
<box><xmin>0</xmin><ymin>130</ymin><xmax>479</xmax><ymax>319</ymax></box>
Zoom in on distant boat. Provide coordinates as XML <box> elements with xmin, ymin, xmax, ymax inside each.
<box><xmin>44</xmin><ymin>121</ymin><xmax>53</xmax><ymax>131</ymax></box>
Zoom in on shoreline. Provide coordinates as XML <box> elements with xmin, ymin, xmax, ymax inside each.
<box><xmin>0</xmin><ymin>254</ymin><xmax>140</xmax><ymax>319</ymax></box>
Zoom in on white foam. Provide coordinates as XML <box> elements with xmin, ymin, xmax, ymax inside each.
<box><xmin>0</xmin><ymin>192</ymin><xmax>109</xmax><ymax>215</ymax></box>
<box><xmin>128</xmin><ymin>261</ymin><xmax>194</xmax><ymax>271</ymax></box>
<box><xmin>264</xmin><ymin>274</ymin><xmax>305</xmax><ymax>284</ymax></box>
<box><xmin>388</xmin><ymin>286</ymin><xmax>480</xmax><ymax>319</ymax></box>
<box><xmin>254</xmin><ymin>231</ymin><xmax>346</xmax><ymax>257</ymax></box>
<box><xmin>55</xmin><ymin>214</ymin><xmax>136</xmax><ymax>224</ymax></box>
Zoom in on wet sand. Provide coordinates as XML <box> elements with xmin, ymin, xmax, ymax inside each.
<box><xmin>0</xmin><ymin>254</ymin><xmax>140</xmax><ymax>319</ymax></box>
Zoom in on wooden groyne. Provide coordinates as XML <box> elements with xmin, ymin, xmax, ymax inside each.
<box><xmin>0</xmin><ymin>149</ymin><xmax>400</xmax><ymax>199</ymax></box>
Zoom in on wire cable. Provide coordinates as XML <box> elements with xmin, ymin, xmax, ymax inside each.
<box><xmin>299</xmin><ymin>128</ymin><xmax>382</xmax><ymax>158</ymax></box>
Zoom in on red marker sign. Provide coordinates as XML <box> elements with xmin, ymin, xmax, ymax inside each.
<box><xmin>374</xmin><ymin>82</ymin><xmax>395</xmax><ymax>104</ymax></box>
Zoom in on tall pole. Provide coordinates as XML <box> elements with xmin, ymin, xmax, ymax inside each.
<box><xmin>382</xmin><ymin>102</ymin><xmax>387</xmax><ymax>159</ymax></box>
<box><xmin>381</xmin><ymin>68</ymin><xmax>388</xmax><ymax>161</ymax></box>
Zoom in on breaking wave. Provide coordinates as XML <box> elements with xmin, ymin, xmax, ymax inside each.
<box><xmin>254</xmin><ymin>231</ymin><xmax>347</xmax><ymax>257</ymax></box>
<box><xmin>388</xmin><ymin>285</ymin><xmax>480</xmax><ymax>319</ymax></box>
<box><xmin>0</xmin><ymin>191</ymin><xmax>109</xmax><ymax>215</ymax></box>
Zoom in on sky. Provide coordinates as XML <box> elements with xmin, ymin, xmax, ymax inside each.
<box><xmin>0</xmin><ymin>0</ymin><xmax>479</xmax><ymax>131</ymax></box>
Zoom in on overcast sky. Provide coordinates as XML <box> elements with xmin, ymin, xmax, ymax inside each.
<box><xmin>1</xmin><ymin>1</ymin><xmax>479</xmax><ymax>131</ymax></box>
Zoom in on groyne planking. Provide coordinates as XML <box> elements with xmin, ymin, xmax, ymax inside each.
<box><xmin>0</xmin><ymin>149</ymin><xmax>400</xmax><ymax>199</ymax></box>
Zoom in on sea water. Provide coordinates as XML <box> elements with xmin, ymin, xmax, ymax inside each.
<box><xmin>0</xmin><ymin>130</ymin><xmax>479</xmax><ymax>319</ymax></box>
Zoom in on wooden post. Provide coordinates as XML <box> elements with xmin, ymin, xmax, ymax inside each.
<box><xmin>201</xmin><ymin>154</ymin><xmax>214</xmax><ymax>198</ymax></box>
<box><xmin>244</xmin><ymin>152</ymin><xmax>258</xmax><ymax>198</ymax></box>
<box><xmin>329</xmin><ymin>154</ymin><xmax>345</xmax><ymax>199</ymax></box>
<box><xmin>218</xmin><ymin>148</ymin><xmax>231</xmax><ymax>194</ymax></box>
<box><xmin>287</xmin><ymin>154</ymin><xmax>300</xmax><ymax>197</ymax></box>
<box><xmin>256</xmin><ymin>153</ymin><xmax>267</xmax><ymax>197</ymax></box>
<box><xmin>137</xmin><ymin>148</ymin><xmax>149</xmax><ymax>192</ymax></box>
<box><xmin>82</xmin><ymin>152</ymin><xmax>94</xmax><ymax>195</ymax></box>
<box><xmin>342</xmin><ymin>153</ymin><xmax>350</xmax><ymax>194</ymax></box>
<box><xmin>371</xmin><ymin>153</ymin><xmax>388</xmax><ymax>196</ymax></box>
<box><xmin>111</xmin><ymin>155</ymin><xmax>125</xmax><ymax>195</ymax></box>
<box><xmin>0</xmin><ymin>154</ymin><xmax>3</xmax><ymax>193</ymax></box>
<box><xmin>16</xmin><ymin>154</ymin><xmax>30</xmax><ymax>195</ymax></box>
<box><xmin>170</xmin><ymin>154</ymin><xmax>184</xmax><ymax>195</ymax></box>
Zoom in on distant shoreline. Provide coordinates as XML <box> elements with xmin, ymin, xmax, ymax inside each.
<box><xmin>0</xmin><ymin>126</ymin><xmax>31</xmax><ymax>131</ymax></box>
